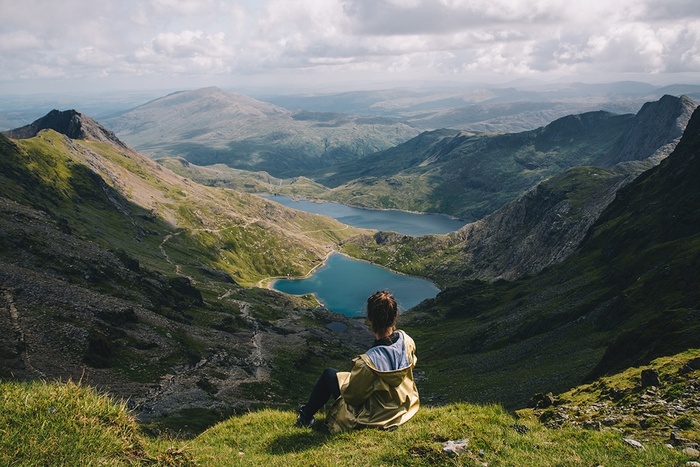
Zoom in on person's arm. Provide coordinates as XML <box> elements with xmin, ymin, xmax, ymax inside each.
<box><xmin>340</xmin><ymin>356</ymin><xmax>376</xmax><ymax>406</ymax></box>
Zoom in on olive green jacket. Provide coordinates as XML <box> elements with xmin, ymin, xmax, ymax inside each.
<box><xmin>325</xmin><ymin>330</ymin><xmax>420</xmax><ymax>433</ymax></box>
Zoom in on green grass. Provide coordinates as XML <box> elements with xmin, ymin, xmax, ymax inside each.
<box><xmin>0</xmin><ymin>380</ymin><xmax>147</xmax><ymax>466</ymax></box>
<box><xmin>2</xmin><ymin>379</ymin><xmax>694</xmax><ymax>466</ymax></box>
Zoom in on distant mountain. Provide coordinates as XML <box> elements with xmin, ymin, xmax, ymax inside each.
<box><xmin>260</xmin><ymin>81</ymin><xmax>700</xmax><ymax>132</ymax></box>
<box><xmin>103</xmin><ymin>87</ymin><xmax>419</xmax><ymax>177</ymax></box>
<box><xmin>317</xmin><ymin>95</ymin><xmax>697</xmax><ymax>220</ymax></box>
<box><xmin>398</xmin><ymin>105</ymin><xmax>700</xmax><ymax>409</ymax></box>
<box><xmin>0</xmin><ymin>110</ymin><xmax>373</xmax><ymax>432</ymax></box>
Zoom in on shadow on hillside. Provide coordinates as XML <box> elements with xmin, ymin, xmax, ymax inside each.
<box><xmin>267</xmin><ymin>431</ymin><xmax>331</xmax><ymax>455</ymax></box>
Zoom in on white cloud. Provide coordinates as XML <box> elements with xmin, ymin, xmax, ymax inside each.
<box><xmin>0</xmin><ymin>31</ymin><xmax>44</xmax><ymax>52</ymax></box>
<box><xmin>0</xmin><ymin>0</ymin><xmax>698</xmax><ymax>92</ymax></box>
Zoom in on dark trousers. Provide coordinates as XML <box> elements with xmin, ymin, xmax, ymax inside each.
<box><xmin>303</xmin><ymin>368</ymin><xmax>340</xmax><ymax>417</ymax></box>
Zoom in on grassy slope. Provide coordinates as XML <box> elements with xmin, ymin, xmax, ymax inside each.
<box><xmin>0</xmin><ymin>130</ymin><xmax>365</xmax><ymax>286</ymax></box>
<box><xmin>3</xmin><ymin>349</ymin><xmax>698</xmax><ymax>466</ymax></box>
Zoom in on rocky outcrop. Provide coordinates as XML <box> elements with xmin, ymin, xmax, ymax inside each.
<box><xmin>3</xmin><ymin>109</ymin><xmax>128</xmax><ymax>148</ymax></box>
<box><xmin>457</xmin><ymin>165</ymin><xmax>638</xmax><ymax>280</ymax></box>
<box><xmin>527</xmin><ymin>357</ymin><xmax>700</xmax><ymax>453</ymax></box>
<box><xmin>599</xmin><ymin>94</ymin><xmax>697</xmax><ymax>166</ymax></box>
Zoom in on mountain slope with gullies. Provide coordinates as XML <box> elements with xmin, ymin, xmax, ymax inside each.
<box><xmin>315</xmin><ymin>95</ymin><xmax>697</xmax><ymax>220</ymax></box>
<box><xmin>0</xmin><ymin>110</ymin><xmax>375</xmax><ymax>434</ymax></box>
<box><xmin>333</xmin><ymin>96</ymin><xmax>696</xmax><ymax>287</ymax></box>
<box><xmin>103</xmin><ymin>86</ymin><xmax>419</xmax><ymax>177</ymax></box>
<box><xmin>397</xmin><ymin>105</ymin><xmax>700</xmax><ymax>411</ymax></box>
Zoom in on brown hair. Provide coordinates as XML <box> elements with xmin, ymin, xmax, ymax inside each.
<box><xmin>366</xmin><ymin>290</ymin><xmax>398</xmax><ymax>337</ymax></box>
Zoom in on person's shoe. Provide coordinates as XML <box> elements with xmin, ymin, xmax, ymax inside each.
<box><xmin>296</xmin><ymin>405</ymin><xmax>316</xmax><ymax>428</ymax></box>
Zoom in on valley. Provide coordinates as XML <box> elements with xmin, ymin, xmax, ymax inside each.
<box><xmin>1</xmin><ymin>84</ymin><xmax>699</xmax><ymax>457</ymax></box>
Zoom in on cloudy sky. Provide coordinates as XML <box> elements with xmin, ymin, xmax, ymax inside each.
<box><xmin>2</xmin><ymin>0</ymin><xmax>700</xmax><ymax>95</ymax></box>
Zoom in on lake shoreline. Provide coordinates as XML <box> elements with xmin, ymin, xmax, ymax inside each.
<box><xmin>257</xmin><ymin>193</ymin><xmax>467</xmax><ymax>235</ymax></box>
<box><xmin>261</xmin><ymin>193</ymin><xmax>466</xmax><ymax>222</ymax></box>
<box><xmin>259</xmin><ymin>249</ymin><xmax>440</xmax><ymax>290</ymax></box>
<box><xmin>257</xmin><ymin>248</ymin><xmax>335</xmax><ymax>290</ymax></box>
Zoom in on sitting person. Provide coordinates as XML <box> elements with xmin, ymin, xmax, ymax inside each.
<box><xmin>296</xmin><ymin>290</ymin><xmax>420</xmax><ymax>433</ymax></box>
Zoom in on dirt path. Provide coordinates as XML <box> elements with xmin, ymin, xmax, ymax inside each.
<box><xmin>2</xmin><ymin>288</ymin><xmax>45</xmax><ymax>377</ymax></box>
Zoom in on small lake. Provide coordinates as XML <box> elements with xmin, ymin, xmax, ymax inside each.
<box><xmin>272</xmin><ymin>253</ymin><xmax>440</xmax><ymax>317</ymax></box>
<box><xmin>259</xmin><ymin>194</ymin><xmax>465</xmax><ymax>236</ymax></box>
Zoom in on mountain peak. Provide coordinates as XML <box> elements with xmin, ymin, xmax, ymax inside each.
<box><xmin>599</xmin><ymin>94</ymin><xmax>698</xmax><ymax>166</ymax></box>
<box><xmin>3</xmin><ymin>109</ymin><xmax>128</xmax><ymax>148</ymax></box>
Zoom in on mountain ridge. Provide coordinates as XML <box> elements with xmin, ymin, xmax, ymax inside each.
<box><xmin>312</xmin><ymin>94</ymin><xmax>697</xmax><ymax>220</ymax></box>
<box><xmin>3</xmin><ymin>109</ymin><xmax>127</xmax><ymax>149</ymax></box>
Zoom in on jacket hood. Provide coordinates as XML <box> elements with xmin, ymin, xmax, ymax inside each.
<box><xmin>362</xmin><ymin>331</ymin><xmax>415</xmax><ymax>387</ymax></box>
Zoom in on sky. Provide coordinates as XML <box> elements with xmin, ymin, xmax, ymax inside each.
<box><xmin>1</xmin><ymin>0</ymin><xmax>700</xmax><ymax>96</ymax></box>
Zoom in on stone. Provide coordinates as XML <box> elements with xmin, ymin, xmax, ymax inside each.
<box><xmin>623</xmin><ymin>438</ymin><xmax>645</xmax><ymax>450</ymax></box>
<box><xmin>442</xmin><ymin>439</ymin><xmax>469</xmax><ymax>457</ymax></box>
<box><xmin>683</xmin><ymin>447</ymin><xmax>700</xmax><ymax>458</ymax></box>
<box><xmin>530</xmin><ymin>392</ymin><xmax>556</xmax><ymax>408</ymax></box>
<box><xmin>641</xmin><ymin>368</ymin><xmax>661</xmax><ymax>388</ymax></box>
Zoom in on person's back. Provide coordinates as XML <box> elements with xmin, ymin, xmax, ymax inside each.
<box><xmin>326</xmin><ymin>328</ymin><xmax>419</xmax><ymax>432</ymax></box>
<box><xmin>296</xmin><ymin>290</ymin><xmax>420</xmax><ymax>432</ymax></box>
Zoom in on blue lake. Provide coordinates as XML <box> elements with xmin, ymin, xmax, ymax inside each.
<box><xmin>272</xmin><ymin>253</ymin><xmax>440</xmax><ymax>317</ymax></box>
<box><xmin>259</xmin><ymin>194</ymin><xmax>465</xmax><ymax>236</ymax></box>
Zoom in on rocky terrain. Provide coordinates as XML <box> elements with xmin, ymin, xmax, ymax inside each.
<box><xmin>0</xmin><ymin>194</ymin><xmax>373</xmax><ymax>433</ymax></box>
<box><xmin>524</xmin><ymin>351</ymin><xmax>700</xmax><ymax>457</ymax></box>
